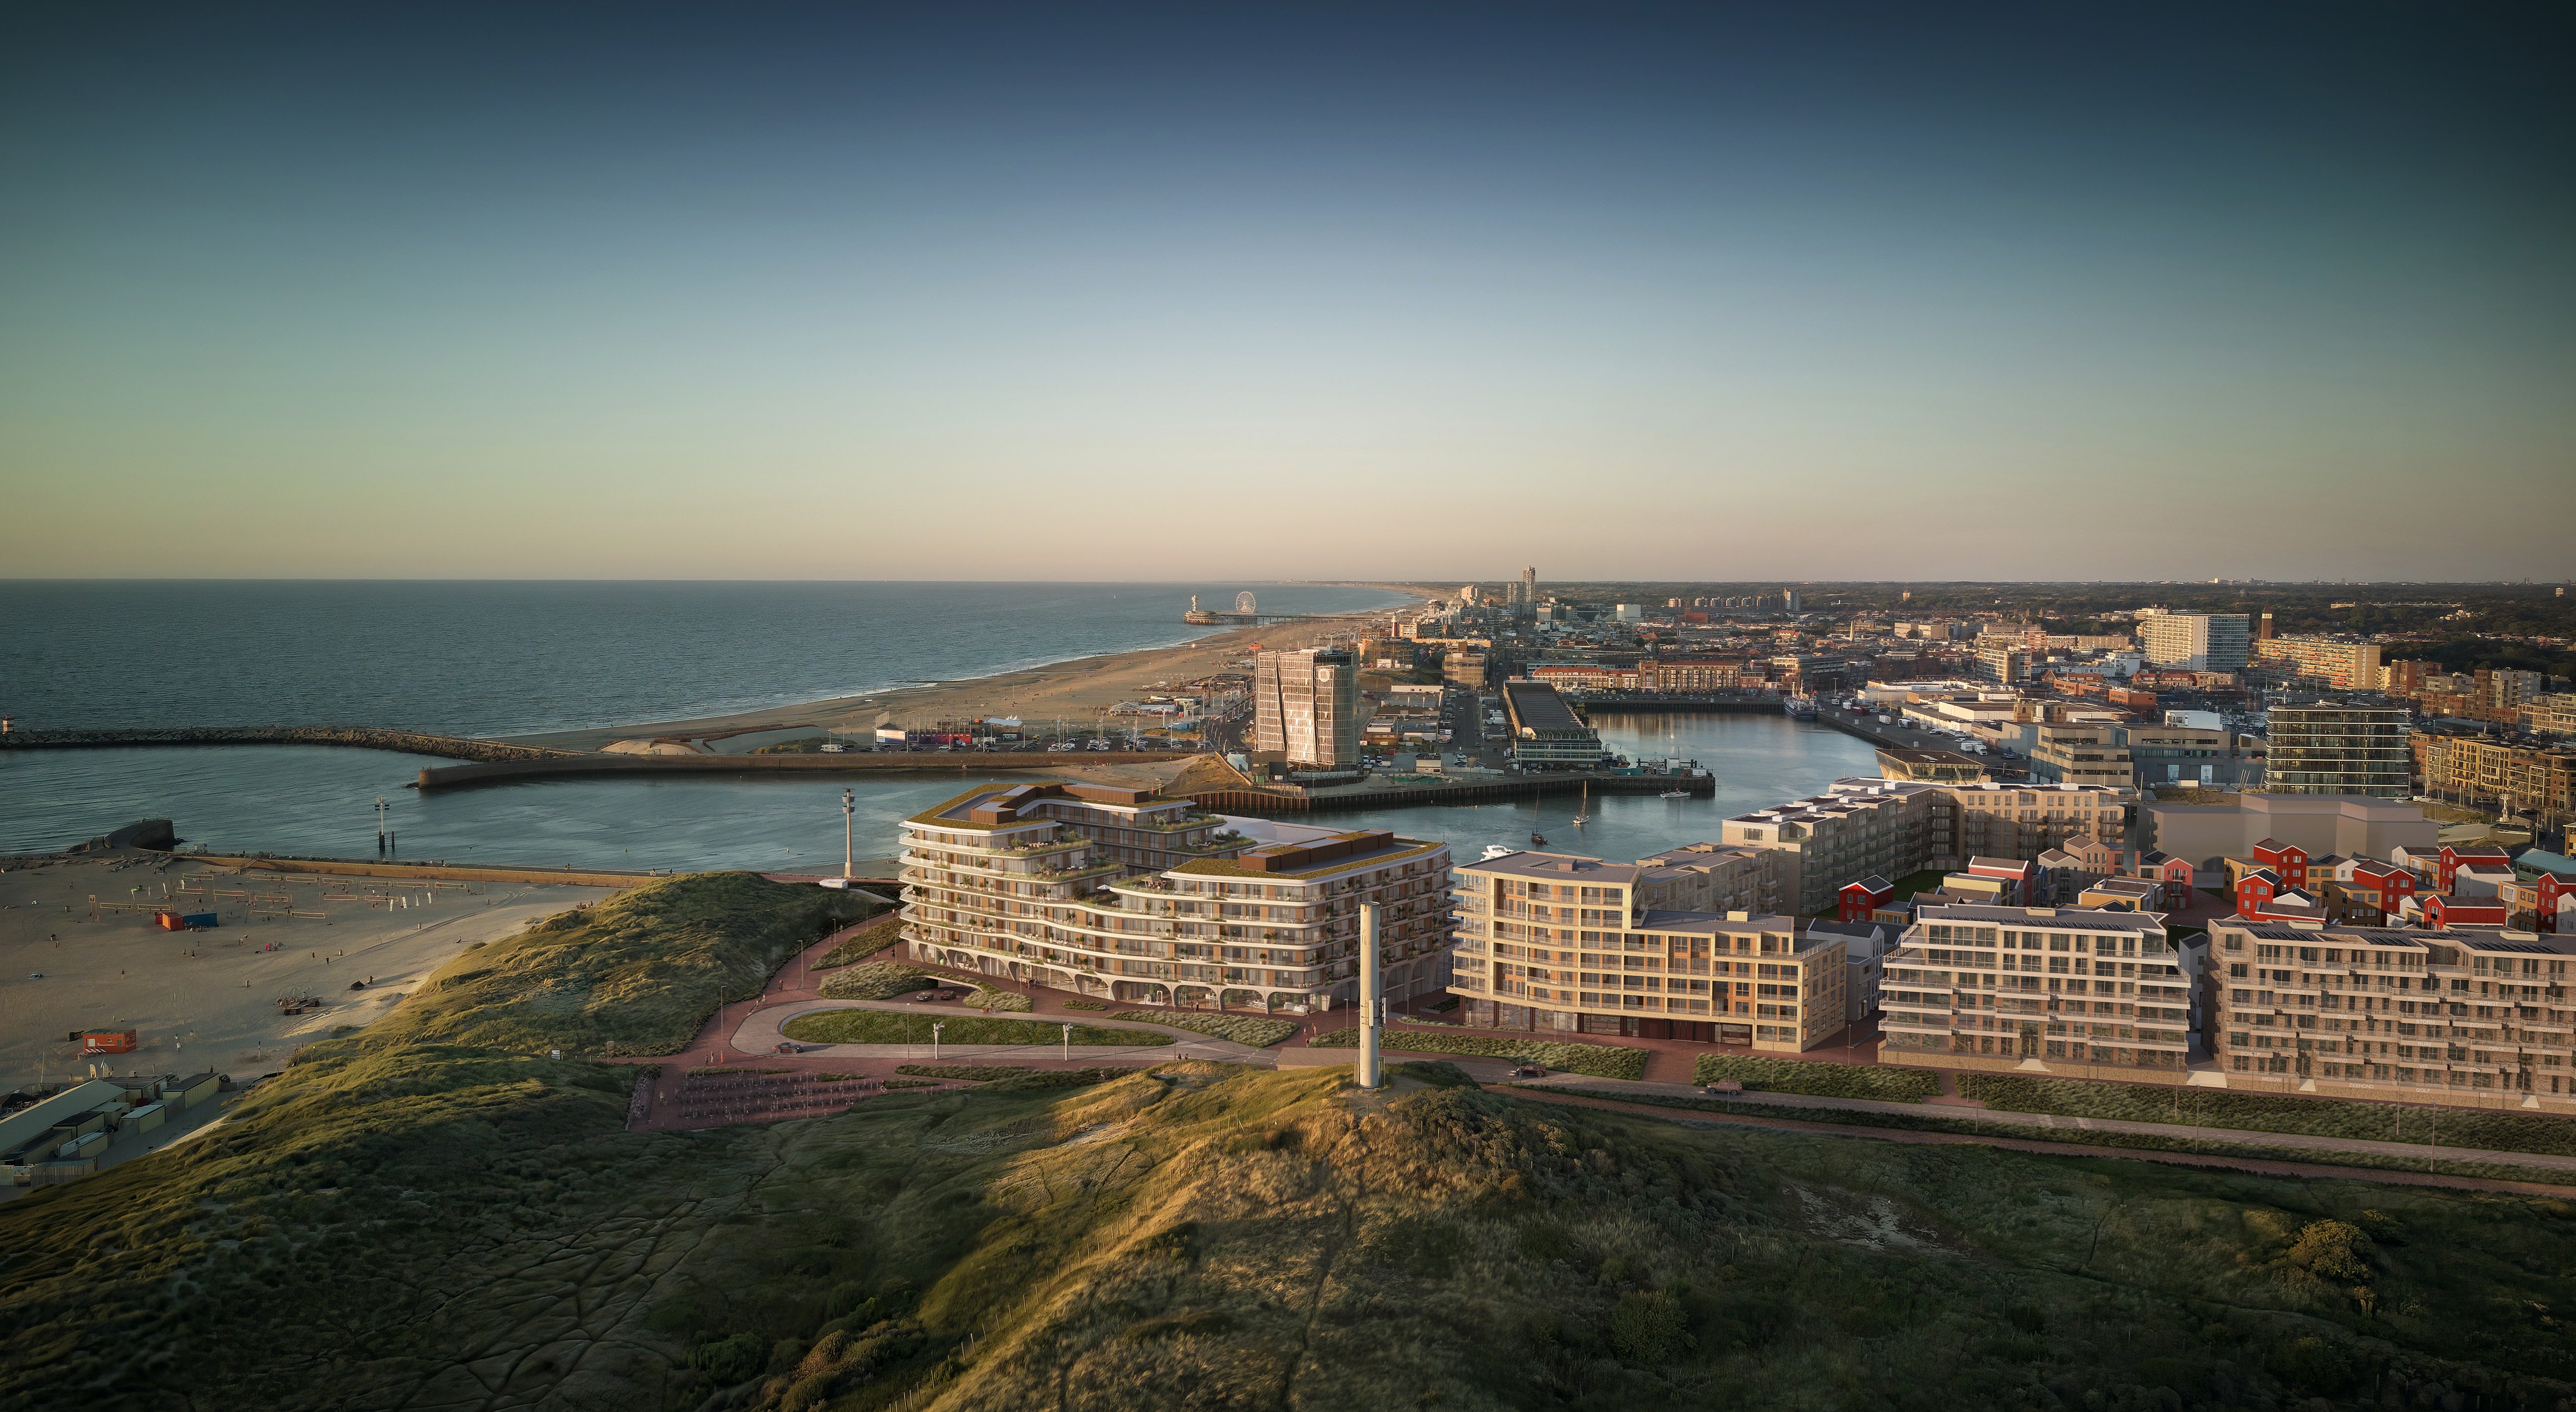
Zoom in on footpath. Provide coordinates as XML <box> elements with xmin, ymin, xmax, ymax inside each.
<box><xmin>1507</xmin><ymin>1072</ymin><xmax>2576</xmax><ymax>1184</ymax></box>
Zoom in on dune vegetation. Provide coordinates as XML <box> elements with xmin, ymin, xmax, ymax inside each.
<box><xmin>6</xmin><ymin>871</ymin><xmax>2576</xmax><ymax>1412</ymax></box>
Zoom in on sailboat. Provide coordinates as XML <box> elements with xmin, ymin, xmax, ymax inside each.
<box><xmin>1529</xmin><ymin>795</ymin><xmax>1547</xmax><ymax>847</ymax></box>
<box><xmin>1572</xmin><ymin>780</ymin><xmax>1592</xmax><ymax>827</ymax></box>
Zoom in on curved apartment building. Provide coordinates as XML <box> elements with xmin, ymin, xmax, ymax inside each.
<box><xmin>900</xmin><ymin>781</ymin><xmax>1455</xmax><ymax>1013</ymax></box>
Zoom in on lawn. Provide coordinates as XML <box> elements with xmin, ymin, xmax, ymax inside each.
<box><xmin>811</xmin><ymin>911</ymin><xmax>903</xmax><ymax>968</ymax></box>
<box><xmin>1109</xmin><ymin>1010</ymin><xmax>1298</xmax><ymax>1047</ymax></box>
<box><xmin>1959</xmin><ymin>1073</ymin><xmax>2576</xmax><ymax>1157</ymax></box>
<box><xmin>1692</xmin><ymin>1053</ymin><xmax>1940</xmax><ymax>1102</ymax></box>
<box><xmin>816</xmin><ymin>959</ymin><xmax>942</xmax><ymax>1000</ymax></box>
<box><xmin>778</xmin><ymin>1009</ymin><xmax>1172</xmax><ymax>1047</ymax></box>
<box><xmin>1312</xmin><ymin>1027</ymin><xmax>1649</xmax><ymax>1079</ymax></box>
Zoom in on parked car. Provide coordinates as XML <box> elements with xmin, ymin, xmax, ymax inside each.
<box><xmin>913</xmin><ymin>989</ymin><xmax>961</xmax><ymax>1002</ymax></box>
<box><xmin>1705</xmin><ymin>1079</ymin><xmax>1745</xmax><ymax>1094</ymax></box>
<box><xmin>1511</xmin><ymin>1064</ymin><xmax>1546</xmax><ymax>1079</ymax></box>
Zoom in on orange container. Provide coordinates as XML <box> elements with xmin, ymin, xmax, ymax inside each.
<box><xmin>81</xmin><ymin>1029</ymin><xmax>139</xmax><ymax>1055</ymax></box>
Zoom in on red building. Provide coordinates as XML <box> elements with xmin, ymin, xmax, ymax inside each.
<box><xmin>2437</xmin><ymin>845</ymin><xmax>2513</xmax><ymax>893</ymax></box>
<box><xmin>2251</xmin><ymin>838</ymin><xmax>2309</xmax><ymax>892</ymax></box>
<box><xmin>1838</xmin><ymin>875</ymin><xmax>1895</xmax><ymax>923</ymax></box>
<box><xmin>2132</xmin><ymin>850</ymin><xmax>2197</xmax><ymax>911</ymax></box>
<box><xmin>2421</xmin><ymin>893</ymin><xmax>2511</xmax><ymax>929</ymax></box>
<box><xmin>2332</xmin><ymin>859</ymin><xmax>2417</xmax><ymax>924</ymax></box>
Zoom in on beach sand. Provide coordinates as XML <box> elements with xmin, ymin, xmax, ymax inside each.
<box><xmin>506</xmin><ymin>600</ymin><xmax>1422</xmax><ymax>753</ymax></box>
<box><xmin>0</xmin><ymin>854</ymin><xmax>611</xmax><ymax>1086</ymax></box>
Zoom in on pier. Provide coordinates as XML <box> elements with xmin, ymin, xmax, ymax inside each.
<box><xmin>0</xmin><ymin>726</ymin><xmax>577</xmax><ymax>764</ymax></box>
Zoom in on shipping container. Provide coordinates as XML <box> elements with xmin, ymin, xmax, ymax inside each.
<box><xmin>119</xmin><ymin>1103</ymin><xmax>165</xmax><ymax>1135</ymax></box>
<box><xmin>29</xmin><ymin>1159</ymin><xmax>97</xmax><ymax>1185</ymax></box>
<box><xmin>81</xmin><ymin>1029</ymin><xmax>139</xmax><ymax>1055</ymax></box>
<box><xmin>182</xmin><ymin>912</ymin><xmax>217</xmax><ymax>929</ymax></box>
<box><xmin>172</xmin><ymin>1073</ymin><xmax>220</xmax><ymax>1109</ymax></box>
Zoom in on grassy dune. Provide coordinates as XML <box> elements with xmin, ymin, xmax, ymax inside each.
<box><xmin>8</xmin><ymin>872</ymin><xmax>2576</xmax><ymax>1412</ymax></box>
<box><xmin>780</xmin><ymin>1009</ymin><xmax>1171</xmax><ymax>1047</ymax></box>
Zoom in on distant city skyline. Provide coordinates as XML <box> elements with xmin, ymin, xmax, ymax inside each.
<box><xmin>4</xmin><ymin>4</ymin><xmax>2570</xmax><ymax>580</ymax></box>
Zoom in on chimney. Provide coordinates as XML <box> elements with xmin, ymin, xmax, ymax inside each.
<box><xmin>1356</xmin><ymin>903</ymin><xmax>1382</xmax><ymax>1090</ymax></box>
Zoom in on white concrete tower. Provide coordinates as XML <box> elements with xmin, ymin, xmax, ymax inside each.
<box><xmin>1356</xmin><ymin>902</ymin><xmax>1382</xmax><ymax>1090</ymax></box>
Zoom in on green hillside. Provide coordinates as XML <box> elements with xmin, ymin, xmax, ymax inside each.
<box><xmin>5</xmin><ymin>872</ymin><xmax>2574</xmax><ymax>1411</ymax></box>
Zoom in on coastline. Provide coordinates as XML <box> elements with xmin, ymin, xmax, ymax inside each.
<box><xmin>504</xmin><ymin>588</ymin><xmax>1432</xmax><ymax>753</ymax></box>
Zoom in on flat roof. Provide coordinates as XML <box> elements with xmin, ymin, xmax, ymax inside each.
<box><xmin>1461</xmin><ymin>851</ymin><xmax>1643</xmax><ymax>885</ymax></box>
<box><xmin>1501</xmin><ymin>680</ymin><xmax>1588</xmax><ymax>732</ymax></box>
<box><xmin>1917</xmin><ymin>904</ymin><xmax>2169</xmax><ymax>933</ymax></box>
<box><xmin>1173</xmin><ymin>836</ymin><xmax>1445</xmax><ymax>881</ymax></box>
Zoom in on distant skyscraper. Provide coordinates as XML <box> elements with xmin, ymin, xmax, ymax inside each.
<box><xmin>1253</xmin><ymin>648</ymin><xmax>1359</xmax><ymax>767</ymax></box>
<box><xmin>1781</xmin><ymin>588</ymin><xmax>1803</xmax><ymax>613</ymax></box>
<box><xmin>1521</xmin><ymin>565</ymin><xmax>1537</xmax><ymax>604</ymax></box>
<box><xmin>2136</xmin><ymin>610</ymin><xmax>2250</xmax><ymax>672</ymax></box>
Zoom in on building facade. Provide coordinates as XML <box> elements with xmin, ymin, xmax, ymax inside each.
<box><xmin>1500</xmin><ymin>679</ymin><xmax>1606</xmax><ymax>769</ymax></box>
<box><xmin>2263</xmin><ymin>700</ymin><xmax>2412</xmax><ymax>798</ymax></box>
<box><xmin>1880</xmin><ymin>904</ymin><xmax>2197</xmax><ymax>1076</ymax></box>
<box><xmin>2415</xmin><ymin>732</ymin><xmax>2576</xmax><ymax>827</ymax></box>
<box><xmin>2253</xmin><ymin>636</ymin><xmax>2386</xmax><ymax>690</ymax></box>
<box><xmin>1721</xmin><ymin>778</ymin><xmax>2128</xmax><ymax>915</ymax></box>
<box><xmin>2028</xmin><ymin>725</ymin><xmax>2135</xmax><ymax>793</ymax></box>
<box><xmin>2136</xmin><ymin>610</ymin><xmax>2252</xmax><ymax>672</ymax></box>
<box><xmin>2207</xmin><ymin>918</ymin><xmax>2576</xmax><ymax>1109</ymax></box>
<box><xmin>1252</xmin><ymin>648</ymin><xmax>1359</xmax><ymax>766</ymax></box>
<box><xmin>1448</xmin><ymin>850</ymin><xmax>1846</xmax><ymax>1050</ymax></box>
<box><xmin>900</xmin><ymin>782</ymin><xmax>1453</xmax><ymax>1013</ymax></box>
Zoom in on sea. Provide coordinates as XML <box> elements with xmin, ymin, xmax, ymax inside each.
<box><xmin>0</xmin><ymin>582</ymin><xmax>1880</xmax><ymax>869</ymax></box>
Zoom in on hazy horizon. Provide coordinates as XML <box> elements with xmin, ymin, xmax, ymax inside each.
<box><xmin>6</xmin><ymin>3</ymin><xmax>2571</xmax><ymax>581</ymax></box>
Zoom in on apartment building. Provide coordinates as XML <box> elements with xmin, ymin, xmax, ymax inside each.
<box><xmin>1880</xmin><ymin>905</ymin><xmax>2197</xmax><ymax>1076</ymax></box>
<box><xmin>2253</xmin><ymin>636</ymin><xmax>2385</xmax><ymax>690</ymax></box>
<box><xmin>1500</xmin><ymin>679</ymin><xmax>1606</xmax><ymax>770</ymax></box>
<box><xmin>2263</xmin><ymin>700</ymin><xmax>2412</xmax><ymax>798</ymax></box>
<box><xmin>2207</xmin><ymin>918</ymin><xmax>2576</xmax><ymax>1109</ymax></box>
<box><xmin>2416</xmin><ymin>732</ymin><xmax>2576</xmax><ymax>827</ymax></box>
<box><xmin>1252</xmin><ymin>648</ymin><xmax>1360</xmax><ymax>767</ymax></box>
<box><xmin>2028</xmin><ymin>725</ymin><xmax>2135</xmax><ymax>793</ymax></box>
<box><xmin>2524</xmin><ymin>694</ymin><xmax>2576</xmax><ymax>739</ymax></box>
<box><xmin>2136</xmin><ymin>610</ymin><xmax>2252</xmax><ymax>672</ymax></box>
<box><xmin>1449</xmin><ymin>850</ymin><xmax>1847</xmax><ymax>1050</ymax></box>
<box><xmin>1722</xmin><ymin>778</ymin><xmax>2128</xmax><ymax>915</ymax></box>
<box><xmin>900</xmin><ymin>782</ymin><xmax>1453</xmax><ymax>1014</ymax></box>
<box><xmin>2118</xmin><ymin>722</ymin><xmax>2247</xmax><ymax>791</ymax></box>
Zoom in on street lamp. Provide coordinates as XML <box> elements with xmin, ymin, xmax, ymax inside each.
<box><xmin>932</xmin><ymin>1022</ymin><xmax>943</xmax><ymax>1061</ymax></box>
<box><xmin>1062</xmin><ymin>1022</ymin><xmax>1073</xmax><ymax>1062</ymax></box>
<box><xmin>841</xmin><ymin>788</ymin><xmax>856</xmax><ymax>882</ymax></box>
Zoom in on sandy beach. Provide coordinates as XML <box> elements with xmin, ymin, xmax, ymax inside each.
<box><xmin>505</xmin><ymin>593</ymin><xmax>1427</xmax><ymax>753</ymax></box>
<box><xmin>0</xmin><ymin>854</ymin><xmax>611</xmax><ymax>1086</ymax></box>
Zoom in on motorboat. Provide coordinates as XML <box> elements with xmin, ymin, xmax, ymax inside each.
<box><xmin>1479</xmin><ymin>844</ymin><xmax>1519</xmax><ymax>862</ymax></box>
<box><xmin>1529</xmin><ymin>832</ymin><xmax>1547</xmax><ymax>846</ymax></box>
<box><xmin>1659</xmin><ymin>789</ymin><xmax>1689</xmax><ymax>799</ymax></box>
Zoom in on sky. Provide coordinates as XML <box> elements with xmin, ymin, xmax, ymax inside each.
<box><xmin>3</xmin><ymin>2</ymin><xmax>2571</xmax><ymax>582</ymax></box>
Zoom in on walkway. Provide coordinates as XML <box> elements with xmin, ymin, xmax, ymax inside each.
<box><xmin>1510</xmin><ymin>1072</ymin><xmax>2576</xmax><ymax>1177</ymax></box>
<box><xmin>728</xmin><ymin>995</ymin><xmax>1267</xmax><ymax>1066</ymax></box>
<box><xmin>1497</xmin><ymin>1086</ymin><xmax>2576</xmax><ymax>1200</ymax></box>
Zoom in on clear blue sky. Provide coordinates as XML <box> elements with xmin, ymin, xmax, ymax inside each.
<box><xmin>4</xmin><ymin>3</ymin><xmax>2570</xmax><ymax>580</ymax></box>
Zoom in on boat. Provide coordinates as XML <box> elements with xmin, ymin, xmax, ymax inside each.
<box><xmin>1783</xmin><ymin>693</ymin><xmax>1819</xmax><ymax>720</ymax></box>
<box><xmin>1529</xmin><ymin>832</ymin><xmax>1547</xmax><ymax>846</ymax></box>
<box><xmin>1659</xmin><ymin>789</ymin><xmax>1689</xmax><ymax>799</ymax></box>
<box><xmin>1571</xmin><ymin>780</ymin><xmax>1592</xmax><ymax>827</ymax></box>
<box><xmin>1479</xmin><ymin>844</ymin><xmax>1519</xmax><ymax>862</ymax></box>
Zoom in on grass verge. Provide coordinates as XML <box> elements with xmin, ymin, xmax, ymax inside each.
<box><xmin>1960</xmin><ymin>1072</ymin><xmax>2576</xmax><ymax>1157</ymax></box>
<box><xmin>1109</xmin><ymin>1010</ymin><xmax>1298</xmax><ymax>1047</ymax></box>
<box><xmin>892</xmin><ymin>1064</ymin><xmax>1135</xmax><ymax>1090</ymax></box>
<box><xmin>1692</xmin><ymin>1053</ymin><xmax>1940</xmax><ymax>1102</ymax></box>
<box><xmin>779</xmin><ymin>1010</ymin><xmax>1173</xmax><ymax>1047</ymax></box>
<box><xmin>1313</xmin><ymin>1027</ymin><xmax>1648</xmax><ymax>1080</ymax></box>
<box><xmin>810</xmin><ymin>911</ymin><xmax>903</xmax><ymax>969</ymax></box>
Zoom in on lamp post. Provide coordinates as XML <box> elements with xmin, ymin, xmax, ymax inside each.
<box><xmin>841</xmin><ymin>788</ymin><xmax>855</xmax><ymax>882</ymax></box>
<box><xmin>1062</xmin><ymin>1022</ymin><xmax>1072</xmax><ymax>1062</ymax></box>
<box><xmin>932</xmin><ymin>1022</ymin><xmax>943</xmax><ymax>1061</ymax></box>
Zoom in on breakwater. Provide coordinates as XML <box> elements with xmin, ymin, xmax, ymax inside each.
<box><xmin>1182</xmin><ymin>771</ymin><xmax>1714</xmax><ymax>816</ymax></box>
<box><xmin>1</xmin><ymin>727</ymin><xmax>575</xmax><ymax>764</ymax></box>
<box><xmin>413</xmin><ymin>750</ymin><xmax>1194</xmax><ymax>793</ymax></box>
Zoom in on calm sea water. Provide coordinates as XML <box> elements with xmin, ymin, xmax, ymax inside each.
<box><xmin>1</xmin><ymin>581</ymin><xmax>1877</xmax><ymax>865</ymax></box>
<box><xmin>0</xmin><ymin>714</ymin><xmax>1879</xmax><ymax>869</ymax></box>
<box><xmin>0</xmin><ymin>581</ymin><xmax>1400</xmax><ymax>736</ymax></box>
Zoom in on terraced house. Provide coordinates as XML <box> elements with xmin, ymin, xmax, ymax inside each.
<box><xmin>2208</xmin><ymin>918</ymin><xmax>2576</xmax><ymax>1109</ymax></box>
<box><xmin>1448</xmin><ymin>850</ymin><xmax>1847</xmax><ymax>1050</ymax></box>
<box><xmin>1879</xmin><ymin>904</ymin><xmax>2200</xmax><ymax>1077</ymax></box>
<box><xmin>900</xmin><ymin>781</ymin><xmax>1455</xmax><ymax>1013</ymax></box>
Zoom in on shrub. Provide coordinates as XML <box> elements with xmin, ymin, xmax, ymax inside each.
<box><xmin>813</xmin><ymin>913</ymin><xmax>903</xmax><ymax>969</ymax></box>
<box><xmin>1313</xmin><ymin>1028</ymin><xmax>1647</xmax><ymax>1080</ymax></box>
<box><xmin>960</xmin><ymin>989</ymin><xmax>1033</xmax><ymax>1013</ymax></box>
<box><xmin>781</xmin><ymin>1010</ymin><xmax>1172</xmax><ymax>1047</ymax></box>
<box><xmin>818</xmin><ymin>962</ymin><xmax>941</xmax><ymax>1002</ymax></box>
<box><xmin>892</xmin><ymin>1064</ymin><xmax>1133</xmax><ymax>1090</ymax></box>
<box><xmin>1692</xmin><ymin>1055</ymin><xmax>1938</xmax><ymax>1103</ymax></box>
<box><xmin>1062</xmin><ymin>998</ymin><xmax>1108</xmax><ymax>1011</ymax></box>
<box><xmin>1109</xmin><ymin>1011</ymin><xmax>1297</xmax><ymax>1047</ymax></box>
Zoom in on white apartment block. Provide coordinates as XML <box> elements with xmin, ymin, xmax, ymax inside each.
<box><xmin>2136</xmin><ymin>610</ymin><xmax>2251</xmax><ymax>672</ymax></box>
<box><xmin>900</xmin><ymin>782</ymin><xmax>1453</xmax><ymax>1013</ymax></box>
<box><xmin>2209</xmin><ymin>918</ymin><xmax>2576</xmax><ymax>1110</ymax></box>
<box><xmin>1880</xmin><ymin>905</ymin><xmax>2199</xmax><ymax>1075</ymax></box>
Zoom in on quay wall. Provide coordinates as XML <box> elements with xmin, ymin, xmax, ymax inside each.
<box><xmin>1185</xmin><ymin>771</ymin><xmax>1713</xmax><ymax>816</ymax></box>
<box><xmin>1566</xmin><ymin>694</ymin><xmax>1783</xmax><ymax>716</ymax></box>
<box><xmin>0</xmin><ymin>727</ymin><xmax>575</xmax><ymax>764</ymax></box>
<box><xmin>189</xmin><ymin>855</ymin><xmax>670</xmax><ymax>888</ymax></box>
<box><xmin>415</xmin><ymin>750</ymin><xmax>1194</xmax><ymax>792</ymax></box>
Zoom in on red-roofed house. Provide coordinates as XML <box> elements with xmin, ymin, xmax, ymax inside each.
<box><xmin>2420</xmin><ymin>893</ymin><xmax>2511</xmax><ymax>929</ymax></box>
<box><xmin>2438</xmin><ymin>845</ymin><xmax>2514</xmax><ymax>893</ymax></box>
